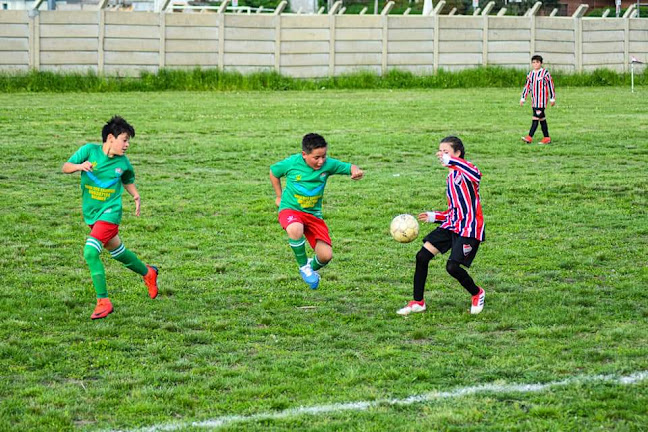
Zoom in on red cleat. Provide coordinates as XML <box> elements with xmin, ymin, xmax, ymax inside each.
<box><xmin>470</xmin><ymin>287</ymin><xmax>485</xmax><ymax>315</ymax></box>
<box><xmin>91</xmin><ymin>298</ymin><xmax>114</xmax><ymax>320</ymax></box>
<box><xmin>521</xmin><ymin>135</ymin><xmax>533</xmax><ymax>143</ymax></box>
<box><xmin>540</xmin><ymin>137</ymin><xmax>552</xmax><ymax>144</ymax></box>
<box><xmin>143</xmin><ymin>265</ymin><xmax>159</xmax><ymax>299</ymax></box>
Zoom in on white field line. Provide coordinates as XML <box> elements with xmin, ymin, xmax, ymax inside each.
<box><xmin>117</xmin><ymin>371</ymin><xmax>648</xmax><ymax>432</ymax></box>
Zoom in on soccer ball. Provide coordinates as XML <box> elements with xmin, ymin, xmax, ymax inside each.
<box><xmin>390</xmin><ymin>214</ymin><xmax>419</xmax><ymax>243</ymax></box>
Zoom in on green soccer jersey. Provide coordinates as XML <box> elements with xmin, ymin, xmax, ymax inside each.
<box><xmin>67</xmin><ymin>143</ymin><xmax>135</xmax><ymax>225</ymax></box>
<box><xmin>271</xmin><ymin>153</ymin><xmax>352</xmax><ymax>218</ymax></box>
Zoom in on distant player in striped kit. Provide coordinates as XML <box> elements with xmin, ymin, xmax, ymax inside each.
<box><xmin>520</xmin><ymin>55</ymin><xmax>556</xmax><ymax>144</ymax></box>
<box><xmin>62</xmin><ymin>116</ymin><xmax>159</xmax><ymax>320</ymax></box>
<box><xmin>397</xmin><ymin>136</ymin><xmax>485</xmax><ymax>316</ymax></box>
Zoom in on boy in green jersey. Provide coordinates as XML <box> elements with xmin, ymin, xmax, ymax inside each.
<box><xmin>270</xmin><ymin>133</ymin><xmax>364</xmax><ymax>289</ymax></box>
<box><xmin>62</xmin><ymin>116</ymin><xmax>158</xmax><ymax>320</ymax></box>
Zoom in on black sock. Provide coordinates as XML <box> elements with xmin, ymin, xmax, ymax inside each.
<box><xmin>413</xmin><ymin>248</ymin><xmax>435</xmax><ymax>301</ymax></box>
<box><xmin>540</xmin><ymin>120</ymin><xmax>549</xmax><ymax>137</ymax></box>
<box><xmin>446</xmin><ymin>260</ymin><xmax>480</xmax><ymax>296</ymax></box>
<box><xmin>529</xmin><ymin>120</ymin><xmax>539</xmax><ymax>137</ymax></box>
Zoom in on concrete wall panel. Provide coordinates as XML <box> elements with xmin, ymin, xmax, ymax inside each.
<box><xmin>41</xmin><ymin>37</ymin><xmax>98</xmax><ymax>51</ymax></box>
<box><xmin>388</xmin><ymin>28</ymin><xmax>434</xmax><ymax>41</ymax></box>
<box><xmin>335</xmin><ymin>40</ymin><xmax>382</xmax><ymax>53</ymax></box>
<box><xmin>0</xmin><ymin>37</ymin><xmax>29</xmax><ymax>51</ymax></box>
<box><xmin>388</xmin><ymin>40</ymin><xmax>434</xmax><ymax>53</ymax></box>
<box><xmin>281</xmin><ymin>41</ymin><xmax>329</xmax><ymax>54</ymax></box>
<box><xmin>281</xmin><ymin>53</ymin><xmax>329</xmax><ymax>66</ymax></box>
<box><xmin>0</xmin><ymin>51</ymin><xmax>29</xmax><ymax>64</ymax></box>
<box><xmin>0</xmin><ymin>11</ymin><xmax>641</xmax><ymax>77</ymax></box>
<box><xmin>104</xmin><ymin>38</ymin><xmax>159</xmax><ymax>52</ymax></box>
<box><xmin>166</xmin><ymin>39</ymin><xmax>219</xmax><ymax>53</ymax></box>
<box><xmin>166</xmin><ymin>52</ymin><xmax>218</xmax><ymax>66</ymax></box>
<box><xmin>166</xmin><ymin>26</ymin><xmax>218</xmax><ymax>40</ymax></box>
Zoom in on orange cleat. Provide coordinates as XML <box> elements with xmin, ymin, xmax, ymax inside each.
<box><xmin>521</xmin><ymin>135</ymin><xmax>533</xmax><ymax>143</ymax></box>
<box><xmin>91</xmin><ymin>298</ymin><xmax>114</xmax><ymax>320</ymax></box>
<box><xmin>143</xmin><ymin>265</ymin><xmax>159</xmax><ymax>299</ymax></box>
<box><xmin>540</xmin><ymin>137</ymin><xmax>552</xmax><ymax>144</ymax></box>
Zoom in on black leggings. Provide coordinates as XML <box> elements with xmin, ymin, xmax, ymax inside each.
<box><xmin>413</xmin><ymin>248</ymin><xmax>479</xmax><ymax>300</ymax></box>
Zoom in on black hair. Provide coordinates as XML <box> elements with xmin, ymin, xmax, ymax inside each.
<box><xmin>302</xmin><ymin>133</ymin><xmax>328</xmax><ymax>154</ymax></box>
<box><xmin>531</xmin><ymin>54</ymin><xmax>543</xmax><ymax>63</ymax></box>
<box><xmin>440</xmin><ymin>135</ymin><xmax>465</xmax><ymax>159</ymax></box>
<box><xmin>102</xmin><ymin>116</ymin><xmax>135</xmax><ymax>143</ymax></box>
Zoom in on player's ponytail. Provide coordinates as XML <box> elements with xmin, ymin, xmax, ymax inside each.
<box><xmin>440</xmin><ymin>136</ymin><xmax>465</xmax><ymax>159</ymax></box>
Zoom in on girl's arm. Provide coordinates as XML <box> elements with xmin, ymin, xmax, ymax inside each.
<box><xmin>442</xmin><ymin>154</ymin><xmax>481</xmax><ymax>184</ymax></box>
<box><xmin>419</xmin><ymin>211</ymin><xmax>449</xmax><ymax>223</ymax></box>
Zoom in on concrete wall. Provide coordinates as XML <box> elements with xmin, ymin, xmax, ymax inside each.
<box><xmin>0</xmin><ymin>10</ymin><xmax>646</xmax><ymax>76</ymax></box>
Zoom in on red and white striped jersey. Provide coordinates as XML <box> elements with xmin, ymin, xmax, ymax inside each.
<box><xmin>431</xmin><ymin>156</ymin><xmax>485</xmax><ymax>241</ymax></box>
<box><xmin>521</xmin><ymin>68</ymin><xmax>556</xmax><ymax>108</ymax></box>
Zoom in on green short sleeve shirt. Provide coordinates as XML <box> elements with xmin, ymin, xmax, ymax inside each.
<box><xmin>67</xmin><ymin>143</ymin><xmax>134</xmax><ymax>225</ymax></box>
<box><xmin>270</xmin><ymin>153</ymin><xmax>352</xmax><ymax>218</ymax></box>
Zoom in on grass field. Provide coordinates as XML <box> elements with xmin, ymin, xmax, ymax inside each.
<box><xmin>0</xmin><ymin>87</ymin><xmax>647</xmax><ymax>431</ymax></box>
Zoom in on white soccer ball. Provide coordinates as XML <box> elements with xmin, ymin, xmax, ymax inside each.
<box><xmin>390</xmin><ymin>214</ymin><xmax>419</xmax><ymax>243</ymax></box>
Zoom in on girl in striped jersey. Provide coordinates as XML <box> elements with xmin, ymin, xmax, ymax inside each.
<box><xmin>520</xmin><ymin>55</ymin><xmax>556</xmax><ymax>144</ymax></box>
<box><xmin>397</xmin><ymin>136</ymin><xmax>485</xmax><ymax>316</ymax></box>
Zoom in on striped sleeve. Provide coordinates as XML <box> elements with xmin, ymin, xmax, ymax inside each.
<box><xmin>433</xmin><ymin>210</ymin><xmax>449</xmax><ymax>222</ymax></box>
<box><xmin>546</xmin><ymin>71</ymin><xmax>556</xmax><ymax>100</ymax></box>
<box><xmin>521</xmin><ymin>72</ymin><xmax>532</xmax><ymax>100</ymax></box>
<box><xmin>446</xmin><ymin>156</ymin><xmax>481</xmax><ymax>184</ymax></box>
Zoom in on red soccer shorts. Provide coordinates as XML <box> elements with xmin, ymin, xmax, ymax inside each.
<box><xmin>279</xmin><ymin>209</ymin><xmax>331</xmax><ymax>248</ymax></box>
<box><xmin>88</xmin><ymin>221</ymin><xmax>119</xmax><ymax>246</ymax></box>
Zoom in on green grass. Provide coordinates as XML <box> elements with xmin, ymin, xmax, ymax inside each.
<box><xmin>0</xmin><ymin>87</ymin><xmax>647</xmax><ymax>431</ymax></box>
<box><xmin>0</xmin><ymin>67</ymin><xmax>646</xmax><ymax>92</ymax></box>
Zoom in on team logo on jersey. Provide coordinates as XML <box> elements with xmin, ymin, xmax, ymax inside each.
<box><xmin>320</xmin><ymin>173</ymin><xmax>327</xmax><ymax>179</ymax></box>
<box><xmin>463</xmin><ymin>244</ymin><xmax>472</xmax><ymax>256</ymax></box>
<box><xmin>454</xmin><ymin>175</ymin><xmax>462</xmax><ymax>185</ymax></box>
<box><xmin>296</xmin><ymin>175</ymin><xmax>302</xmax><ymax>181</ymax></box>
<box><xmin>91</xmin><ymin>161</ymin><xmax>98</xmax><ymax>169</ymax></box>
<box><xmin>115</xmin><ymin>168</ymin><xmax>123</xmax><ymax>175</ymax></box>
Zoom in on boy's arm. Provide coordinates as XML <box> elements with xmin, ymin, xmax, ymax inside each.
<box><xmin>329</xmin><ymin>158</ymin><xmax>363</xmax><ymax>179</ymax></box>
<box><xmin>62</xmin><ymin>161</ymin><xmax>93</xmax><ymax>174</ymax></box>
<box><xmin>269</xmin><ymin>170</ymin><xmax>283</xmax><ymax>207</ymax></box>
<box><xmin>520</xmin><ymin>73</ymin><xmax>531</xmax><ymax>106</ymax></box>
<box><xmin>350</xmin><ymin>164</ymin><xmax>364</xmax><ymax>180</ymax></box>
<box><xmin>441</xmin><ymin>154</ymin><xmax>481</xmax><ymax>184</ymax></box>
<box><xmin>123</xmin><ymin>183</ymin><xmax>141</xmax><ymax>217</ymax></box>
<box><xmin>546</xmin><ymin>72</ymin><xmax>556</xmax><ymax>105</ymax></box>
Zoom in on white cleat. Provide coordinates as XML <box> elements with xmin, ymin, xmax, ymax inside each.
<box><xmin>470</xmin><ymin>287</ymin><xmax>485</xmax><ymax>314</ymax></box>
<box><xmin>397</xmin><ymin>300</ymin><xmax>426</xmax><ymax>316</ymax></box>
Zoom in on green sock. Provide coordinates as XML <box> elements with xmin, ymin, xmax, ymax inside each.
<box><xmin>84</xmin><ymin>237</ymin><xmax>108</xmax><ymax>298</ymax></box>
<box><xmin>109</xmin><ymin>243</ymin><xmax>148</xmax><ymax>276</ymax></box>
<box><xmin>289</xmin><ymin>237</ymin><xmax>308</xmax><ymax>267</ymax></box>
<box><xmin>311</xmin><ymin>255</ymin><xmax>327</xmax><ymax>271</ymax></box>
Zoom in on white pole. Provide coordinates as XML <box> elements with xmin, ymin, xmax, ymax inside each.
<box><xmin>631</xmin><ymin>61</ymin><xmax>634</xmax><ymax>93</ymax></box>
<box><xmin>423</xmin><ymin>0</ymin><xmax>433</xmax><ymax>15</ymax></box>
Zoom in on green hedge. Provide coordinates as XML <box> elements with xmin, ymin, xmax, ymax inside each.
<box><xmin>0</xmin><ymin>67</ymin><xmax>645</xmax><ymax>92</ymax></box>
